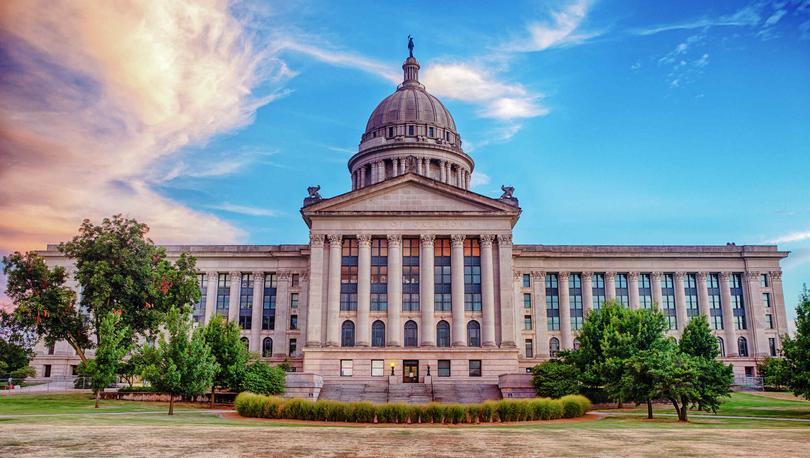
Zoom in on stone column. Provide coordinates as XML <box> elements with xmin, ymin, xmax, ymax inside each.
<box><xmin>275</xmin><ymin>271</ymin><xmax>291</xmax><ymax>356</ymax></box>
<box><xmin>299</xmin><ymin>271</ymin><xmax>309</xmax><ymax>348</ymax></box>
<box><xmin>360</xmin><ymin>167</ymin><xmax>366</xmax><ymax>188</ymax></box>
<box><xmin>446</xmin><ymin>162</ymin><xmax>452</xmax><ymax>184</ymax></box>
<box><xmin>325</xmin><ymin>234</ymin><xmax>342</xmax><ymax>347</ymax></box>
<box><xmin>480</xmin><ymin>235</ymin><xmax>496</xmax><ymax>347</ymax></box>
<box><xmin>451</xmin><ymin>234</ymin><xmax>466</xmax><ymax>346</ymax></box>
<box><xmin>582</xmin><ymin>272</ymin><xmax>593</xmax><ymax>317</ymax></box>
<box><xmin>720</xmin><ymin>272</ymin><xmax>737</xmax><ymax>357</ymax></box>
<box><xmin>533</xmin><ymin>271</ymin><xmax>548</xmax><ymax>357</ymax></box>
<box><xmin>605</xmin><ymin>272</ymin><xmax>616</xmax><ymax>301</ymax></box>
<box><xmin>558</xmin><ymin>272</ymin><xmax>572</xmax><ymax>349</ymax></box>
<box><xmin>306</xmin><ymin>234</ymin><xmax>325</xmax><ymax>347</ymax></box>
<box><xmin>746</xmin><ymin>271</ymin><xmax>768</xmax><ymax>357</ymax></box>
<box><xmin>251</xmin><ymin>272</ymin><xmax>264</xmax><ymax>351</ymax></box>
<box><xmin>399</xmin><ymin>157</ymin><xmax>406</xmax><ymax>175</ymax></box>
<box><xmin>440</xmin><ymin>161</ymin><xmax>447</xmax><ymax>183</ymax></box>
<box><xmin>379</xmin><ymin>160</ymin><xmax>387</xmax><ymax>181</ymax></box>
<box><xmin>464</xmin><ymin>170</ymin><xmax>470</xmax><ymax>189</ymax></box>
<box><xmin>675</xmin><ymin>272</ymin><xmax>688</xmax><ymax>331</ymax></box>
<box><xmin>419</xmin><ymin>234</ymin><xmax>436</xmax><ymax>346</ymax></box>
<box><xmin>386</xmin><ymin>234</ymin><xmax>403</xmax><ymax>346</ymax></box>
<box><xmin>651</xmin><ymin>272</ymin><xmax>663</xmax><ymax>310</ymax></box>
<box><xmin>629</xmin><ymin>272</ymin><xmax>640</xmax><ymax>310</ymax></box>
<box><xmin>697</xmin><ymin>272</ymin><xmax>710</xmax><ymax>317</ymax></box>
<box><xmin>356</xmin><ymin>234</ymin><xmax>372</xmax><ymax>347</ymax></box>
<box><xmin>770</xmin><ymin>271</ymin><xmax>788</xmax><ymax>336</ymax></box>
<box><xmin>228</xmin><ymin>271</ymin><xmax>240</xmax><ymax>323</ymax></box>
<box><xmin>392</xmin><ymin>158</ymin><xmax>399</xmax><ymax>177</ymax></box>
<box><xmin>498</xmin><ymin>234</ymin><xmax>516</xmax><ymax>347</ymax></box>
<box><xmin>417</xmin><ymin>157</ymin><xmax>424</xmax><ymax>176</ymax></box>
<box><xmin>204</xmin><ymin>271</ymin><xmax>217</xmax><ymax>324</ymax></box>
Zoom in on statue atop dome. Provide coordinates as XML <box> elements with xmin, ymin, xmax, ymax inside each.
<box><xmin>407</xmin><ymin>35</ymin><xmax>414</xmax><ymax>58</ymax></box>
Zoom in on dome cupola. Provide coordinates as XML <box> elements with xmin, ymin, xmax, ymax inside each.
<box><xmin>348</xmin><ymin>40</ymin><xmax>474</xmax><ymax>190</ymax></box>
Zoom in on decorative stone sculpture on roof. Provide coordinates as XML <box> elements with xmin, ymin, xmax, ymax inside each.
<box><xmin>303</xmin><ymin>185</ymin><xmax>322</xmax><ymax>207</ymax></box>
<box><xmin>499</xmin><ymin>185</ymin><xmax>519</xmax><ymax>207</ymax></box>
<box><xmin>408</xmin><ymin>35</ymin><xmax>414</xmax><ymax>58</ymax></box>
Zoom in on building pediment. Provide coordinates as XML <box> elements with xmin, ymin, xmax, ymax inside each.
<box><xmin>301</xmin><ymin>173</ymin><xmax>520</xmax><ymax>226</ymax></box>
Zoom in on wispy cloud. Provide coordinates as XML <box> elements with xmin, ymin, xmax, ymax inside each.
<box><xmin>208</xmin><ymin>203</ymin><xmax>280</xmax><ymax>217</ymax></box>
<box><xmin>470</xmin><ymin>171</ymin><xmax>491</xmax><ymax>188</ymax></box>
<box><xmin>766</xmin><ymin>230</ymin><xmax>810</xmax><ymax>245</ymax></box>
<box><xmin>633</xmin><ymin>3</ymin><xmax>763</xmax><ymax>36</ymax></box>
<box><xmin>0</xmin><ymin>0</ymin><xmax>293</xmax><ymax>251</ymax></box>
<box><xmin>505</xmin><ymin>0</ymin><xmax>596</xmax><ymax>52</ymax></box>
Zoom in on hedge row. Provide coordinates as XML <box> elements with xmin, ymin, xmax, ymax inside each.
<box><xmin>235</xmin><ymin>392</ymin><xmax>591</xmax><ymax>424</ymax></box>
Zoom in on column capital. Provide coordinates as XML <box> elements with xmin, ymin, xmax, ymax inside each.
<box><xmin>356</xmin><ymin>234</ymin><xmax>372</xmax><ymax>246</ymax></box>
<box><xmin>327</xmin><ymin>234</ymin><xmax>342</xmax><ymax>247</ymax></box>
<box><xmin>719</xmin><ymin>272</ymin><xmax>731</xmax><ymax>281</ymax></box>
<box><xmin>300</xmin><ymin>271</ymin><xmax>309</xmax><ymax>281</ymax></box>
<box><xmin>651</xmin><ymin>271</ymin><xmax>662</xmax><ymax>280</ymax></box>
<box><xmin>674</xmin><ymin>272</ymin><xmax>685</xmax><ymax>280</ymax></box>
<box><xmin>387</xmin><ymin>234</ymin><xmax>402</xmax><ymax>246</ymax></box>
<box><xmin>581</xmin><ymin>271</ymin><xmax>593</xmax><ymax>280</ymax></box>
<box><xmin>769</xmin><ymin>270</ymin><xmax>782</xmax><ymax>280</ymax></box>
<box><xmin>512</xmin><ymin>270</ymin><xmax>522</xmax><ymax>281</ymax></box>
<box><xmin>745</xmin><ymin>271</ymin><xmax>760</xmax><ymax>280</ymax></box>
<box><xmin>480</xmin><ymin>234</ymin><xmax>496</xmax><ymax>246</ymax></box>
<box><xmin>531</xmin><ymin>270</ymin><xmax>546</xmax><ymax>280</ymax></box>
<box><xmin>605</xmin><ymin>272</ymin><xmax>616</xmax><ymax>281</ymax></box>
<box><xmin>497</xmin><ymin>234</ymin><xmax>512</xmax><ymax>245</ymax></box>
<box><xmin>559</xmin><ymin>271</ymin><xmax>570</xmax><ymax>281</ymax></box>
<box><xmin>696</xmin><ymin>272</ymin><xmax>708</xmax><ymax>281</ymax></box>
<box><xmin>229</xmin><ymin>270</ymin><xmax>241</xmax><ymax>277</ymax></box>
<box><xmin>252</xmin><ymin>271</ymin><xmax>265</xmax><ymax>279</ymax></box>
<box><xmin>451</xmin><ymin>234</ymin><xmax>465</xmax><ymax>247</ymax></box>
<box><xmin>628</xmin><ymin>272</ymin><xmax>639</xmax><ymax>280</ymax></box>
<box><xmin>206</xmin><ymin>270</ymin><xmax>218</xmax><ymax>277</ymax></box>
<box><xmin>310</xmin><ymin>233</ymin><xmax>325</xmax><ymax>247</ymax></box>
<box><xmin>278</xmin><ymin>270</ymin><xmax>292</xmax><ymax>281</ymax></box>
<box><xmin>419</xmin><ymin>234</ymin><xmax>435</xmax><ymax>246</ymax></box>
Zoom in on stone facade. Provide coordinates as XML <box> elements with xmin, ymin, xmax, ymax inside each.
<box><xmin>30</xmin><ymin>52</ymin><xmax>788</xmax><ymax>387</ymax></box>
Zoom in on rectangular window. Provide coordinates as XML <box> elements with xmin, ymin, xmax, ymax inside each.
<box><xmin>523</xmin><ymin>293</ymin><xmax>532</xmax><ymax>309</ymax></box>
<box><xmin>525</xmin><ymin>339</ymin><xmax>534</xmax><ymax>358</ymax></box>
<box><xmin>289</xmin><ymin>314</ymin><xmax>298</xmax><ymax>330</ymax></box>
<box><xmin>291</xmin><ymin>273</ymin><xmax>300</xmax><ymax>288</ymax></box>
<box><xmin>434</xmin><ymin>239</ymin><xmax>451</xmax><ymax>311</ymax></box>
<box><xmin>468</xmin><ymin>360</ymin><xmax>482</xmax><ymax>377</ymax></box>
<box><xmin>340</xmin><ymin>239</ymin><xmax>359</xmax><ymax>311</ymax></box>
<box><xmin>216</xmin><ymin>273</ymin><xmax>230</xmax><ymax>318</ymax></box>
<box><xmin>408</xmin><ymin>125</ymin><xmax>414</xmax><ymax>136</ymax></box>
<box><xmin>371</xmin><ymin>359</ymin><xmax>384</xmax><ymax>377</ymax></box>
<box><xmin>464</xmin><ymin>239</ymin><xmax>482</xmax><ymax>312</ymax></box>
<box><xmin>707</xmin><ymin>273</ymin><xmax>723</xmax><ymax>330</ymax></box>
<box><xmin>239</xmin><ymin>273</ymin><xmax>253</xmax><ymax>330</ymax></box>
<box><xmin>388</xmin><ymin>127</ymin><xmax>394</xmax><ymax>137</ymax></box>
<box><xmin>685</xmin><ymin>273</ymin><xmax>700</xmax><ymax>318</ymax></box>
<box><xmin>769</xmin><ymin>338</ymin><xmax>777</xmax><ymax>357</ymax></box>
<box><xmin>546</xmin><ymin>273</ymin><xmax>560</xmax><ymax>330</ymax></box>
<box><xmin>639</xmin><ymin>273</ymin><xmax>652</xmax><ymax>309</ymax></box>
<box><xmin>766</xmin><ymin>314</ymin><xmax>774</xmax><ymax>329</ymax></box>
<box><xmin>615</xmin><ymin>273</ymin><xmax>629</xmax><ymax>306</ymax></box>
<box><xmin>662</xmin><ymin>273</ymin><xmax>677</xmax><ymax>330</ymax></box>
<box><xmin>731</xmin><ymin>273</ymin><xmax>747</xmax><ymax>330</ymax></box>
<box><xmin>522</xmin><ymin>273</ymin><xmax>531</xmax><ymax>288</ymax></box>
<box><xmin>44</xmin><ymin>365</ymin><xmax>51</xmax><ymax>378</ymax></box>
<box><xmin>402</xmin><ymin>238</ymin><xmax>420</xmax><ymax>311</ymax></box>
<box><xmin>194</xmin><ymin>273</ymin><xmax>207</xmax><ymax>323</ymax></box>
<box><xmin>340</xmin><ymin>359</ymin><xmax>353</xmax><ymax>377</ymax></box>
<box><xmin>438</xmin><ymin>360</ymin><xmax>451</xmax><ymax>377</ymax></box>
<box><xmin>592</xmin><ymin>273</ymin><xmax>606</xmax><ymax>309</ymax></box>
<box><xmin>760</xmin><ymin>274</ymin><xmax>769</xmax><ymax>288</ymax></box>
<box><xmin>290</xmin><ymin>293</ymin><xmax>299</xmax><ymax>309</ymax></box>
<box><xmin>288</xmin><ymin>338</ymin><xmax>297</xmax><ymax>356</ymax></box>
<box><xmin>371</xmin><ymin>238</ymin><xmax>388</xmax><ymax>312</ymax></box>
<box><xmin>428</xmin><ymin>126</ymin><xmax>434</xmax><ymax>137</ymax></box>
<box><xmin>524</xmin><ymin>315</ymin><xmax>532</xmax><ymax>330</ymax></box>
<box><xmin>71</xmin><ymin>365</ymin><xmax>79</xmax><ymax>376</ymax></box>
<box><xmin>263</xmin><ymin>273</ymin><xmax>277</xmax><ymax>330</ymax></box>
<box><xmin>569</xmin><ymin>273</ymin><xmax>583</xmax><ymax>330</ymax></box>
<box><xmin>762</xmin><ymin>292</ymin><xmax>771</xmax><ymax>308</ymax></box>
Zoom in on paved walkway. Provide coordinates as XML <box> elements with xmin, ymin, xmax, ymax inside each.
<box><xmin>598</xmin><ymin>411</ymin><xmax>810</xmax><ymax>423</ymax></box>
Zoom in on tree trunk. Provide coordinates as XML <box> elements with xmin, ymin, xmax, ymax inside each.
<box><xmin>617</xmin><ymin>400</ymin><xmax>623</xmax><ymax>409</ymax></box>
<box><xmin>169</xmin><ymin>393</ymin><xmax>174</xmax><ymax>416</ymax></box>
<box><xmin>679</xmin><ymin>404</ymin><xmax>688</xmax><ymax>422</ymax></box>
<box><xmin>210</xmin><ymin>386</ymin><xmax>215</xmax><ymax>409</ymax></box>
<box><xmin>67</xmin><ymin>338</ymin><xmax>88</xmax><ymax>364</ymax></box>
<box><xmin>670</xmin><ymin>398</ymin><xmax>682</xmax><ymax>421</ymax></box>
<box><xmin>646</xmin><ymin>399</ymin><xmax>653</xmax><ymax>419</ymax></box>
<box><xmin>95</xmin><ymin>390</ymin><xmax>100</xmax><ymax>409</ymax></box>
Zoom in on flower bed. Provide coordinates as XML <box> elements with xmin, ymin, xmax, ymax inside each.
<box><xmin>235</xmin><ymin>392</ymin><xmax>591</xmax><ymax>424</ymax></box>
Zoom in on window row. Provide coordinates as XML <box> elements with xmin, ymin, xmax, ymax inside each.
<box><xmin>340</xmin><ymin>319</ymin><xmax>482</xmax><ymax>347</ymax></box>
<box><xmin>340</xmin><ymin>359</ymin><xmax>481</xmax><ymax>377</ymax></box>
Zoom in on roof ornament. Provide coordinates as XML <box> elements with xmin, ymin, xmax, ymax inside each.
<box><xmin>303</xmin><ymin>185</ymin><xmax>322</xmax><ymax>207</ymax></box>
<box><xmin>408</xmin><ymin>35</ymin><xmax>414</xmax><ymax>58</ymax></box>
<box><xmin>499</xmin><ymin>185</ymin><xmax>519</xmax><ymax>207</ymax></box>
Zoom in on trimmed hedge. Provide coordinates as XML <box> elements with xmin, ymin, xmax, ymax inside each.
<box><xmin>118</xmin><ymin>386</ymin><xmax>158</xmax><ymax>393</ymax></box>
<box><xmin>235</xmin><ymin>392</ymin><xmax>591</xmax><ymax>424</ymax></box>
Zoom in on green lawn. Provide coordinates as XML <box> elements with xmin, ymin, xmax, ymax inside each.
<box><xmin>613</xmin><ymin>391</ymin><xmax>810</xmax><ymax>421</ymax></box>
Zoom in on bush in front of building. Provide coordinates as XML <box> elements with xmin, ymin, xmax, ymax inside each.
<box><xmin>234</xmin><ymin>392</ymin><xmax>591</xmax><ymax>424</ymax></box>
<box><xmin>241</xmin><ymin>361</ymin><xmax>285</xmax><ymax>396</ymax></box>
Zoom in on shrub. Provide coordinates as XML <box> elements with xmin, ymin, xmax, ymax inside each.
<box><xmin>349</xmin><ymin>401</ymin><xmax>376</xmax><ymax>423</ymax></box>
<box><xmin>446</xmin><ymin>404</ymin><xmax>465</xmax><ymax>424</ymax></box>
<box><xmin>411</xmin><ymin>404</ymin><xmax>429</xmax><ymax>424</ymax></box>
<box><xmin>241</xmin><ymin>361</ymin><xmax>285</xmax><ymax>396</ymax></box>
<box><xmin>531</xmin><ymin>360</ymin><xmax>582</xmax><ymax>398</ymax></box>
<box><xmin>262</xmin><ymin>396</ymin><xmax>283</xmax><ymax>419</ymax></box>
<box><xmin>560</xmin><ymin>395</ymin><xmax>592</xmax><ymax>418</ymax></box>
<box><xmin>235</xmin><ymin>392</ymin><xmax>264</xmax><ymax>418</ymax></box>
<box><xmin>391</xmin><ymin>403</ymin><xmax>410</xmax><ymax>423</ymax></box>
<box><xmin>465</xmin><ymin>404</ymin><xmax>481</xmax><ymax>424</ymax></box>
<box><xmin>118</xmin><ymin>385</ymin><xmax>158</xmax><ymax>393</ymax></box>
<box><xmin>425</xmin><ymin>403</ymin><xmax>444</xmax><ymax>424</ymax></box>
<box><xmin>375</xmin><ymin>403</ymin><xmax>396</xmax><ymax>423</ymax></box>
<box><xmin>480</xmin><ymin>401</ymin><xmax>496</xmax><ymax>423</ymax></box>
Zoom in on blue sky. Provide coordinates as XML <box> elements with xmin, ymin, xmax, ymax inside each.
<box><xmin>1</xmin><ymin>0</ymin><xmax>809</xmax><ymax>319</ymax></box>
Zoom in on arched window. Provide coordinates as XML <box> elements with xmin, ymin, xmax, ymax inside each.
<box><xmin>737</xmin><ymin>336</ymin><xmax>748</xmax><ymax>357</ymax></box>
<box><xmin>262</xmin><ymin>337</ymin><xmax>273</xmax><ymax>357</ymax></box>
<box><xmin>573</xmin><ymin>339</ymin><xmax>581</xmax><ymax>351</ymax></box>
<box><xmin>341</xmin><ymin>320</ymin><xmax>355</xmax><ymax>347</ymax></box>
<box><xmin>717</xmin><ymin>337</ymin><xmax>725</xmax><ymax>357</ymax></box>
<box><xmin>549</xmin><ymin>337</ymin><xmax>560</xmax><ymax>357</ymax></box>
<box><xmin>467</xmin><ymin>320</ymin><xmax>481</xmax><ymax>347</ymax></box>
<box><xmin>372</xmin><ymin>320</ymin><xmax>386</xmax><ymax>347</ymax></box>
<box><xmin>436</xmin><ymin>321</ymin><xmax>451</xmax><ymax>347</ymax></box>
<box><xmin>240</xmin><ymin>337</ymin><xmax>249</xmax><ymax>350</ymax></box>
<box><xmin>404</xmin><ymin>320</ymin><xmax>418</xmax><ymax>347</ymax></box>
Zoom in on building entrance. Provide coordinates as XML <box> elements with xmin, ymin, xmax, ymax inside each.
<box><xmin>403</xmin><ymin>360</ymin><xmax>419</xmax><ymax>383</ymax></box>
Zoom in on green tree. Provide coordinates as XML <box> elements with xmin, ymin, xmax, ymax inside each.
<box><xmin>201</xmin><ymin>315</ymin><xmax>250</xmax><ymax>407</ymax></box>
<box><xmin>782</xmin><ymin>286</ymin><xmax>810</xmax><ymax>399</ymax></box>
<box><xmin>679</xmin><ymin>315</ymin><xmax>719</xmax><ymax>359</ymax></box>
<box><xmin>0</xmin><ymin>311</ymin><xmax>36</xmax><ymax>376</ymax></box>
<box><xmin>140</xmin><ymin>307</ymin><xmax>218</xmax><ymax>415</ymax></box>
<box><xmin>758</xmin><ymin>357</ymin><xmax>791</xmax><ymax>391</ymax></box>
<box><xmin>241</xmin><ymin>361</ymin><xmax>286</xmax><ymax>396</ymax></box>
<box><xmin>531</xmin><ymin>359</ymin><xmax>582</xmax><ymax>398</ymax></box>
<box><xmin>81</xmin><ymin>312</ymin><xmax>131</xmax><ymax>408</ymax></box>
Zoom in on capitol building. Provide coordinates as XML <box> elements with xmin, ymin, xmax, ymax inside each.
<box><xmin>33</xmin><ymin>50</ymin><xmax>789</xmax><ymax>398</ymax></box>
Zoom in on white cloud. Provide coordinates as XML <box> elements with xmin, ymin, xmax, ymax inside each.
<box><xmin>766</xmin><ymin>230</ymin><xmax>810</xmax><ymax>245</ymax></box>
<box><xmin>275</xmin><ymin>40</ymin><xmax>400</xmax><ymax>84</ymax></box>
<box><xmin>470</xmin><ymin>171</ymin><xmax>491</xmax><ymax>188</ymax></box>
<box><xmin>208</xmin><ymin>203</ymin><xmax>280</xmax><ymax>217</ymax></box>
<box><xmin>0</xmin><ymin>0</ymin><xmax>292</xmax><ymax>251</ymax></box>
<box><xmin>506</xmin><ymin>0</ymin><xmax>594</xmax><ymax>52</ymax></box>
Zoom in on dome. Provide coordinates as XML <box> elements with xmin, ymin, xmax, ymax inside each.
<box><xmin>348</xmin><ymin>51</ymin><xmax>474</xmax><ymax>191</ymax></box>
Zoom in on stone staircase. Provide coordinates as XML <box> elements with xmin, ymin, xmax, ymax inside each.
<box><xmin>318</xmin><ymin>382</ymin><xmax>388</xmax><ymax>403</ymax></box>
<box><xmin>318</xmin><ymin>382</ymin><xmax>502</xmax><ymax>404</ymax></box>
<box><xmin>432</xmin><ymin>384</ymin><xmax>502</xmax><ymax>404</ymax></box>
<box><xmin>387</xmin><ymin>383</ymin><xmax>433</xmax><ymax>404</ymax></box>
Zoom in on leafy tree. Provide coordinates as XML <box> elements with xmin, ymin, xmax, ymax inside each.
<box><xmin>531</xmin><ymin>359</ymin><xmax>582</xmax><ymax>398</ymax></box>
<box><xmin>140</xmin><ymin>307</ymin><xmax>218</xmax><ymax>415</ymax></box>
<box><xmin>0</xmin><ymin>311</ymin><xmax>36</xmax><ymax>376</ymax></box>
<box><xmin>679</xmin><ymin>315</ymin><xmax>719</xmax><ymax>359</ymax></box>
<box><xmin>757</xmin><ymin>357</ymin><xmax>791</xmax><ymax>391</ymax></box>
<box><xmin>10</xmin><ymin>366</ymin><xmax>36</xmax><ymax>380</ymax></box>
<box><xmin>241</xmin><ymin>361</ymin><xmax>286</xmax><ymax>396</ymax></box>
<box><xmin>782</xmin><ymin>286</ymin><xmax>810</xmax><ymax>400</ymax></box>
<box><xmin>201</xmin><ymin>315</ymin><xmax>250</xmax><ymax>406</ymax></box>
<box><xmin>81</xmin><ymin>312</ymin><xmax>130</xmax><ymax>408</ymax></box>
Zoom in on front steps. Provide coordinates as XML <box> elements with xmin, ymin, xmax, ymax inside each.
<box><xmin>318</xmin><ymin>381</ymin><xmax>501</xmax><ymax>404</ymax></box>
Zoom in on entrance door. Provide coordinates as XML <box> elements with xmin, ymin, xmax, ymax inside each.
<box><xmin>403</xmin><ymin>360</ymin><xmax>419</xmax><ymax>383</ymax></box>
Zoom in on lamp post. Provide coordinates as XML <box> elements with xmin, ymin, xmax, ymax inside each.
<box><xmin>390</xmin><ymin>362</ymin><xmax>396</xmax><ymax>376</ymax></box>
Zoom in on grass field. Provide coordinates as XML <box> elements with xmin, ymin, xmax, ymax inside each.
<box><xmin>1</xmin><ymin>391</ymin><xmax>808</xmax><ymax>456</ymax></box>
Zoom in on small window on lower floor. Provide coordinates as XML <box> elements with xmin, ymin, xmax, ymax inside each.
<box><xmin>44</xmin><ymin>365</ymin><xmax>51</xmax><ymax>378</ymax></box>
<box><xmin>371</xmin><ymin>359</ymin><xmax>384</xmax><ymax>377</ymax></box>
<box><xmin>340</xmin><ymin>359</ymin><xmax>353</xmax><ymax>377</ymax></box>
<box><xmin>469</xmin><ymin>359</ymin><xmax>482</xmax><ymax>377</ymax></box>
<box><xmin>438</xmin><ymin>360</ymin><xmax>451</xmax><ymax>377</ymax></box>
<box><xmin>525</xmin><ymin>339</ymin><xmax>534</xmax><ymax>358</ymax></box>
<box><xmin>289</xmin><ymin>338</ymin><xmax>297</xmax><ymax>356</ymax></box>
<box><xmin>71</xmin><ymin>365</ymin><xmax>79</xmax><ymax>376</ymax></box>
